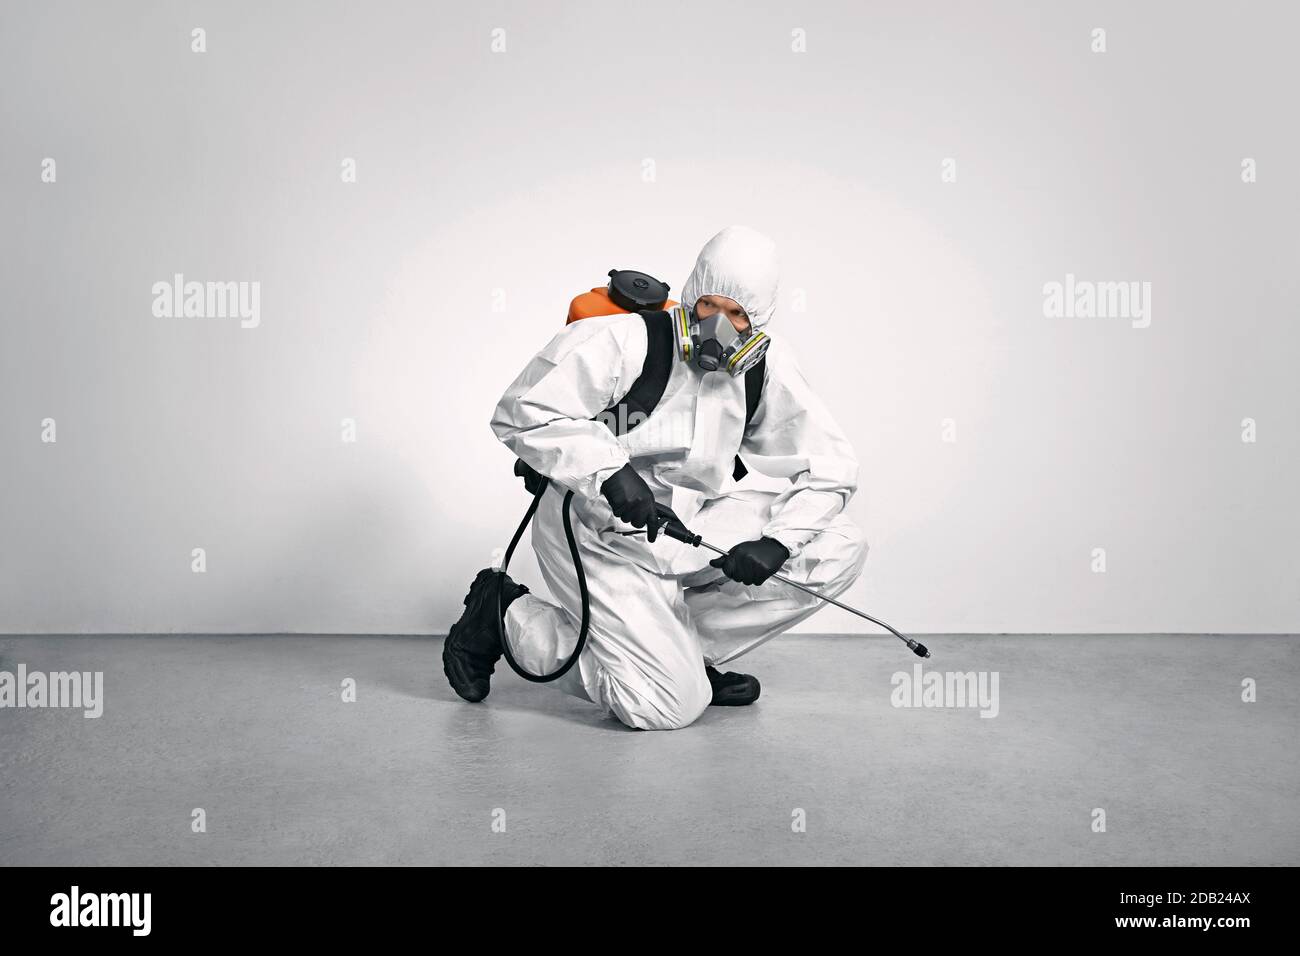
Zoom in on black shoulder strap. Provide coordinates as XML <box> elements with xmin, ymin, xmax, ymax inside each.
<box><xmin>601</xmin><ymin>311</ymin><xmax>674</xmax><ymax>436</ymax></box>
<box><xmin>598</xmin><ymin>311</ymin><xmax>767</xmax><ymax>483</ymax></box>
<box><xmin>732</xmin><ymin>355</ymin><xmax>767</xmax><ymax>482</ymax></box>
<box><xmin>743</xmin><ymin>356</ymin><xmax>766</xmax><ymax>429</ymax></box>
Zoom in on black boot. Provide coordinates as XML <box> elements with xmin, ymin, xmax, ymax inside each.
<box><xmin>706</xmin><ymin>664</ymin><xmax>761</xmax><ymax>706</ymax></box>
<box><xmin>443</xmin><ymin>568</ymin><xmax>529</xmax><ymax>702</ymax></box>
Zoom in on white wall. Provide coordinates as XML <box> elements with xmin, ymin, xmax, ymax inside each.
<box><xmin>2</xmin><ymin>0</ymin><xmax>1297</xmax><ymax>634</ymax></box>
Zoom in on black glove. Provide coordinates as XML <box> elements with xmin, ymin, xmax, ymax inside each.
<box><xmin>709</xmin><ymin>536</ymin><xmax>791</xmax><ymax>585</ymax></box>
<box><xmin>513</xmin><ymin>459</ymin><xmax>546</xmax><ymax>496</ymax></box>
<box><xmin>600</xmin><ymin>464</ymin><xmax>662</xmax><ymax>541</ymax></box>
<box><xmin>650</xmin><ymin>503</ymin><xmax>690</xmax><ymax>543</ymax></box>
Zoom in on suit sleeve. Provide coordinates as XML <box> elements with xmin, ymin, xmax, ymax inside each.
<box><xmin>490</xmin><ymin>316</ymin><xmax>648</xmax><ymax>502</ymax></box>
<box><xmin>739</xmin><ymin>347</ymin><xmax>859</xmax><ymax>559</ymax></box>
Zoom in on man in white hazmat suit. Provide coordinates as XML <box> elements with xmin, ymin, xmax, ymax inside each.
<box><xmin>443</xmin><ymin>225</ymin><xmax>866</xmax><ymax>731</ymax></box>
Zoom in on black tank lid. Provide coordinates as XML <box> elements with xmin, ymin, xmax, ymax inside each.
<box><xmin>607</xmin><ymin>268</ymin><xmax>670</xmax><ymax>312</ymax></box>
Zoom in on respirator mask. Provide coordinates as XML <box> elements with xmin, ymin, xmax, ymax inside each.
<box><xmin>672</xmin><ymin>303</ymin><xmax>770</xmax><ymax>377</ymax></box>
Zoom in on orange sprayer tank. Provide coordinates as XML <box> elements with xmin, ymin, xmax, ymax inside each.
<box><xmin>567</xmin><ymin>269</ymin><xmax>676</xmax><ymax>324</ymax></box>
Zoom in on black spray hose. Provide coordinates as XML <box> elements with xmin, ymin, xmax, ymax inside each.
<box><xmin>495</xmin><ymin>476</ymin><xmax>591</xmax><ymax>683</ymax></box>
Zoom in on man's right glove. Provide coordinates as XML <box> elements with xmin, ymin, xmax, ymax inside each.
<box><xmin>650</xmin><ymin>502</ymin><xmax>691</xmax><ymax>543</ymax></box>
<box><xmin>600</xmin><ymin>463</ymin><xmax>662</xmax><ymax>542</ymax></box>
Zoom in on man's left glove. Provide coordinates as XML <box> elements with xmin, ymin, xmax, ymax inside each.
<box><xmin>709</xmin><ymin>536</ymin><xmax>791</xmax><ymax>586</ymax></box>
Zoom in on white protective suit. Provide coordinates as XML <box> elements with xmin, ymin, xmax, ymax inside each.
<box><xmin>490</xmin><ymin>226</ymin><xmax>866</xmax><ymax>730</ymax></box>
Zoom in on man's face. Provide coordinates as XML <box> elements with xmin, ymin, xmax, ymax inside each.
<box><xmin>694</xmin><ymin>294</ymin><xmax>751</xmax><ymax>334</ymax></box>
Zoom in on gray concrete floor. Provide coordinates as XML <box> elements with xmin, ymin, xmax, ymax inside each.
<box><xmin>0</xmin><ymin>634</ymin><xmax>1296</xmax><ymax>866</ymax></box>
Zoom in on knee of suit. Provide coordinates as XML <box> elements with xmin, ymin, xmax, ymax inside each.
<box><xmin>603</xmin><ymin>666</ymin><xmax>711</xmax><ymax>732</ymax></box>
<box><xmin>841</xmin><ymin>519</ymin><xmax>869</xmax><ymax>577</ymax></box>
<box><xmin>798</xmin><ymin>517</ymin><xmax>868</xmax><ymax>594</ymax></box>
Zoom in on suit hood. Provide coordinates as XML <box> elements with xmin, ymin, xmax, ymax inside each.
<box><xmin>680</xmin><ymin>225</ymin><xmax>780</xmax><ymax>330</ymax></box>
